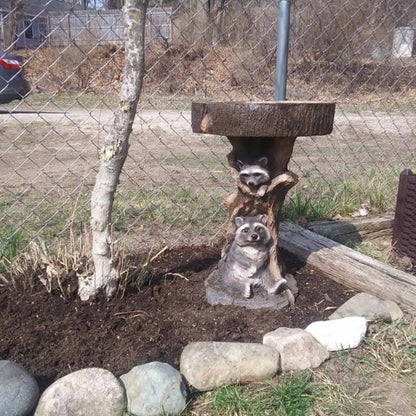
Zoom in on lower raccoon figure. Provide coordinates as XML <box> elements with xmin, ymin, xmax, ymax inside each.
<box><xmin>221</xmin><ymin>215</ymin><xmax>277</xmax><ymax>298</ymax></box>
<box><xmin>238</xmin><ymin>157</ymin><xmax>270</xmax><ymax>197</ymax></box>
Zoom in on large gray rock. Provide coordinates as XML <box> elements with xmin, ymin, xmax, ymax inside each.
<box><xmin>34</xmin><ymin>368</ymin><xmax>125</xmax><ymax>416</ymax></box>
<box><xmin>305</xmin><ymin>317</ymin><xmax>367</xmax><ymax>351</ymax></box>
<box><xmin>263</xmin><ymin>327</ymin><xmax>329</xmax><ymax>372</ymax></box>
<box><xmin>120</xmin><ymin>362</ymin><xmax>187</xmax><ymax>416</ymax></box>
<box><xmin>329</xmin><ymin>293</ymin><xmax>403</xmax><ymax>322</ymax></box>
<box><xmin>0</xmin><ymin>360</ymin><xmax>39</xmax><ymax>416</ymax></box>
<box><xmin>180</xmin><ymin>342</ymin><xmax>279</xmax><ymax>391</ymax></box>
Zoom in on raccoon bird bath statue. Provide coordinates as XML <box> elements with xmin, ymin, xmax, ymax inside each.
<box><xmin>192</xmin><ymin>101</ymin><xmax>336</xmax><ymax>309</ymax></box>
<box><xmin>219</xmin><ymin>215</ymin><xmax>287</xmax><ymax>299</ymax></box>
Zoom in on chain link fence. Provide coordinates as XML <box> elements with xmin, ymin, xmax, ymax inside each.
<box><xmin>0</xmin><ymin>0</ymin><xmax>415</xmax><ymax>265</ymax></box>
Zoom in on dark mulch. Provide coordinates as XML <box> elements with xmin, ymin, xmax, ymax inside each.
<box><xmin>0</xmin><ymin>245</ymin><xmax>354</xmax><ymax>393</ymax></box>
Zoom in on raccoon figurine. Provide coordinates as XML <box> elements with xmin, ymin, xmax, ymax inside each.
<box><xmin>221</xmin><ymin>214</ymin><xmax>276</xmax><ymax>298</ymax></box>
<box><xmin>237</xmin><ymin>157</ymin><xmax>270</xmax><ymax>197</ymax></box>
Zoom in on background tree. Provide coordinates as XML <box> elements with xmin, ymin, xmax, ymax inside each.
<box><xmin>3</xmin><ymin>0</ymin><xmax>21</xmax><ymax>50</ymax></box>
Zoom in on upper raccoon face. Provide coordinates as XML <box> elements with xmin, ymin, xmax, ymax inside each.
<box><xmin>234</xmin><ymin>215</ymin><xmax>271</xmax><ymax>247</ymax></box>
<box><xmin>238</xmin><ymin>157</ymin><xmax>270</xmax><ymax>188</ymax></box>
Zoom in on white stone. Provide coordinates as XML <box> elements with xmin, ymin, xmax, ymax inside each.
<box><xmin>263</xmin><ymin>327</ymin><xmax>329</xmax><ymax>372</ymax></box>
<box><xmin>329</xmin><ymin>292</ymin><xmax>403</xmax><ymax>322</ymax></box>
<box><xmin>0</xmin><ymin>361</ymin><xmax>39</xmax><ymax>416</ymax></box>
<box><xmin>305</xmin><ymin>317</ymin><xmax>367</xmax><ymax>351</ymax></box>
<box><xmin>180</xmin><ymin>342</ymin><xmax>279</xmax><ymax>391</ymax></box>
<box><xmin>120</xmin><ymin>362</ymin><xmax>187</xmax><ymax>416</ymax></box>
<box><xmin>34</xmin><ymin>368</ymin><xmax>125</xmax><ymax>416</ymax></box>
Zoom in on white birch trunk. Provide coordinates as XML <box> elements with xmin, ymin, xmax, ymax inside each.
<box><xmin>78</xmin><ymin>0</ymin><xmax>149</xmax><ymax>301</ymax></box>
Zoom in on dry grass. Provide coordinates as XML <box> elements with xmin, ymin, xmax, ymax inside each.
<box><xmin>366</xmin><ymin>318</ymin><xmax>416</xmax><ymax>379</ymax></box>
<box><xmin>1</xmin><ymin>226</ymin><xmax>94</xmax><ymax>295</ymax></box>
<box><xmin>312</xmin><ymin>315</ymin><xmax>416</xmax><ymax>416</ymax></box>
<box><xmin>352</xmin><ymin>240</ymin><xmax>416</xmax><ymax>276</ymax></box>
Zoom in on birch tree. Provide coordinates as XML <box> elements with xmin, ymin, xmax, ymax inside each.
<box><xmin>78</xmin><ymin>0</ymin><xmax>149</xmax><ymax>301</ymax></box>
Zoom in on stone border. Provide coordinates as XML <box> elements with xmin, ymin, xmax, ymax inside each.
<box><xmin>1</xmin><ymin>293</ymin><xmax>403</xmax><ymax>416</ymax></box>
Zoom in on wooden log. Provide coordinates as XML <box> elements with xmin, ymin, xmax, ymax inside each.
<box><xmin>192</xmin><ymin>101</ymin><xmax>336</xmax><ymax>137</ymax></box>
<box><xmin>307</xmin><ymin>213</ymin><xmax>394</xmax><ymax>244</ymax></box>
<box><xmin>279</xmin><ymin>221</ymin><xmax>416</xmax><ymax>311</ymax></box>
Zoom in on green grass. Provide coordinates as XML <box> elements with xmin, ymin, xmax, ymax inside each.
<box><xmin>0</xmin><ymin>163</ymin><xmax>402</xmax><ymax>274</ymax></box>
<box><xmin>0</xmin><ymin>228</ymin><xmax>24</xmax><ymax>273</ymax></box>
<box><xmin>0</xmin><ymin>183</ymin><xmax>227</xmax><ymax>274</ymax></box>
<box><xmin>211</xmin><ymin>373</ymin><xmax>314</xmax><ymax>416</ymax></box>
<box><xmin>112</xmin><ymin>185</ymin><xmax>227</xmax><ymax>234</ymax></box>
<box><xmin>1</xmin><ymin>92</ymin><xmax>116</xmax><ymax>111</ymax></box>
<box><xmin>0</xmin><ymin>155</ymin><xmax>404</xmax><ymax>278</ymax></box>
<box><xmin>282</xmin><ymin>167</ymin><xmax>401</xmax><ymax>223</ymax></box>
<box><xmin>270</xmin><ymin>373</ymin><xmax>315</xmax><ymax>416</ymax></box>
<box><xmin>0</xmin><ymin>192</ymin><xmax>91</xmax><ymax>269</ymax></box>
<box><xmin>5</xmin><ymin>92</ymin><xmax>193</xmax><ymax>112</ymax></box>
<box><xmin>6</xmin><ymin>92</ymin><xmax>415</xmax><ymax>113</ymax></box>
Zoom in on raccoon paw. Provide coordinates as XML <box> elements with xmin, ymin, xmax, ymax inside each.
<box><xmin>266</xmin><ymin>278</ymin><xmax>287</xmax><ymax>295</ymax></box>
<box><xmin>243</xmin><ymin>284</ymin><xmax>252</xmax><ymax>299</ymax></box>
<box><xmin>283</xmin><ymin>288</ymin><xmax>295</xmax><ymax>306</ymax></box>
<box><xmin>257</xmin><ymin>185</ymin><xmax>268</xmax><ymax>197</ymax></box>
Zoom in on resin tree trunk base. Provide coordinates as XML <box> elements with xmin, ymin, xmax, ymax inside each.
<box><xmin>192</xmin><ymin>101</ymin><xmax>335</xmax><ymax>308</ymax></box>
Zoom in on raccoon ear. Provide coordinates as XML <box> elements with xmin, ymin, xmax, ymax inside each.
<box><xmin>257</xmin><ymin>214</ymin><xmax>268</xmax><ymax>225</ymax></box>
<box><xmin>235</xmin><ymin>216</ymin><xmax>244</xmax><ymax>227</ymax></box>
<box><xmin>237</xmin><ymin>160</ymin><xmax>244</xmax><ymax>170</ymax></box>
<box><xmin>257</xmin><ymin>157</ymin><xmax>268</xmax><ymax>167</ymax></box>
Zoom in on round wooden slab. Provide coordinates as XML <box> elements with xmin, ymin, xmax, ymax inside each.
<box><xmin>192</xmin><ymin>101</ymin><xmax>336</xmax><ymax>137</ymax></box>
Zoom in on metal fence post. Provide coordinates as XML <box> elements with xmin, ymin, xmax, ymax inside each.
<box><xmin>275</xmin><ymin>0</ymin><xmax>292</xmax><ymax>101</ymax></box>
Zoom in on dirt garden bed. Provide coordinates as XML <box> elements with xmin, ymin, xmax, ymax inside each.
<box><xmin>0</xmin><ymin>245</ymin><xmax>354</xmax><ymax>394</ymax></box>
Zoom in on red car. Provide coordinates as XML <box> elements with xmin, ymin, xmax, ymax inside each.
<box><xmin>0</xmin><ymin>52</ymin><xmax>30</xmax><ymax>104</ymax></box>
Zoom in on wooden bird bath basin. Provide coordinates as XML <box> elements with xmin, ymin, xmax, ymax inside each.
<box><xmin>192</xmin><ymin>101</ymin><xmax>336</xmax><ymax>308</ymax></box>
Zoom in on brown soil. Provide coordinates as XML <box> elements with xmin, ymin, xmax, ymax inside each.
<box><xmin>0</xmin><ymin>245</ymin><xmax>354</xmax><ymax>393</ymax></box>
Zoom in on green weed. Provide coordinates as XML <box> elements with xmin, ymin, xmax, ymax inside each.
<box><xmin>0</xmin><ymin>228</ymin><xmax>23</xmax><ymax>273</ymax></box>
<box><xmin>270</xmin><ymin>373</ymin><xmax>315</xmax><ymax>416</ymax></box>
<box><xmin>214</xmin><ymin>385</ymin><xmax>259</xmax><ymax>416</ymax></box>
<box><xmin>212</xmin><ymin>373</ymin><xmax>314</xmax><ymax>416</ymax></box>
<box><xmin>282</xmin><ymin>166</ymin><xmax>401</xmax><ymax>223</ymax></box>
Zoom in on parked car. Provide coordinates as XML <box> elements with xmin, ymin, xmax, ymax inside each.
<box><xmin>0</xmin><ymin>52</ymin><xmax>30</xmax><ymax>104</ymax></box>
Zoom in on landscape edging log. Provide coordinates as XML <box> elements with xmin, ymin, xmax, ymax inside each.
<box><xmin>279</xmin><ymin>221</ymin><xmax>416</xmax><ymax>311</ymax></box>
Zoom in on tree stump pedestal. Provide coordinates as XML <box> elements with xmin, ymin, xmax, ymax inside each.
<box><xmin>192</xmin><ymin>101</ymin><xmax>336</xmax><ymax>309</ymax></box>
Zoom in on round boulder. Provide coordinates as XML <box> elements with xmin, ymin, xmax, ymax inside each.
<box><xmin>180</xmin><ymin>342</ymin><xmax>279</xmax><ymax>391</ymax></box>
<box><xmin>120</xmin><ymin>362</ymin><xmax>188</xmax><ymax>416</ymax></box>
<box><xmin>0</xmin><ymin>360</ymin><xmax>39</xmax><ymax>416</ymax></box>
<box><xmin>263</xmin><ymin>327</ymin><xmax>329</xmax><ymax>372</ymax></box>
<box><xmin>329</xmin><ymin>293</ymin><xmax>403</xmax><ymax>322</ymax></box>
<box><xmin>34</xmin><ymin>368</ymin><xmax>125</xmax><ymax>416</ymax></box>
